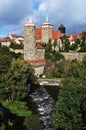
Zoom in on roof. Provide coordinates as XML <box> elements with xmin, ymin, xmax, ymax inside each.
<box><xmin>36</xmin><ymin>28</ymin><xmax>42</xmax><ymax>40</ymax></box>
<box><xmin>68</xmin><ymin>33</ymin><xmax>82</xmax><ymax>42</ymax></box>
<box><xmin>11</xmin><ymin>34</ymin><xmax>24</xmax><ymax>39</ymax></box>
<box><xmin>24</xmin><ymin>18</ymin><xmax>35</xmax><ymax>27</ymax></box>
<box><xmin>0</xmin><ymin>37</ymin><xmax>11</xmax><ymax>42</ymax></box>
<box><xmin>52</xmin><ymin>30</ymin><xmax>61</xmax><ymax>39</ymax></box>
<box><xmin>36</xmin><ymin>28</ymin><xmax>61</xmax><ymax>40</ymax></box>
<box><xmin>36</xmin><ymin>43</ymin><xmax>44</xmax><ymax>49</ymax></box>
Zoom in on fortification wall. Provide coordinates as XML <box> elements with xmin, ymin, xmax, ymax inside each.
<box><xmin>61</xmin><ymin>52</ymin><xmax>86</xmax><ymax>61</ymax></box>
<box><xmin>35</xmin><ymin>66</ymin><xmax>45</xmax><ymax>77</ymax></box>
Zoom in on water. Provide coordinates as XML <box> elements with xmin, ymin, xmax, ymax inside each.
<box><xmin>29</xmin><ymin>86</ymin><xmax>56</xmax><ymax>130</ymax></box>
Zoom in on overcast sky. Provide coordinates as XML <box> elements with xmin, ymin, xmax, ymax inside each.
<box><xmin>0</xmin><ymin>0</ymin><xmax>86</xmax><ymax>37</ymax></box>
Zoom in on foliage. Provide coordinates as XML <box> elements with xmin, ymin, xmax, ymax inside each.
<box><xmin>79</xmin><ymin>32</ymin><xmax>86</xmax><ymax>52</ymax></box>
<box><xmin>0</xmin><ymin>124</ymin><xmax>6</xmax><ymax>130</ymax></box>
<box><xmin>0</xmin><ymin>54</ymin><xmax>12</xmax><ymax>75</ymax></box>
<box><xmin>0</xmin><ymin>59</ymin><xmax>36</xmax><ymax>101</ymax></box>
<box><xmin>70</xmin><ymin>42</ymin><xmax>78</xmax><ymax>51</ymax></box>
<box><xmin>0</xmin><ymin>46</ymin><xmax>10</xmax><ymax>55</ymax></box>
<box><xmin>45</xmin><ymin>39</ymin><xmax>52</xmax><ymax>60</ymax></box>
<box><xmin>1</xmin><ymin>101</ymin><xmax>32</xmax><ymax>117</ymax></box>
<box><xmin>61</xmin><ymin>35</ymin><xmax>70</xmax><ymax>52</ymax></box>
<box><xmin>52</xmin><ymin>56</ymin><xmax>86</xmax><ymax>130</ymax></box>
<box><xmin>52</xmin><ymin>51</ymin><xmax>64</xmax><ymax>61</ymax></box>
<box><xmin>53</xmin><ymin>61</ymin><xmax>65</xmax><ymax>77</ymax></box>
<box><xmin>53</xmin><ymin>39</ymin><xmax>58</xmax><ymax>51</ymax></box>
<box><xmin>45</xmin><ymin>39</ymin><xmax>64</xmax><ymax>62</ymax></box>
<box><xmin>24</xmin><ymin>114</ymin><xmax>43</xmax><ymax>130</ymax></box>
<box><xmin>10</xmin><ymin>41</ymin><xmax>24</xmax><ymax>49</ymax></box>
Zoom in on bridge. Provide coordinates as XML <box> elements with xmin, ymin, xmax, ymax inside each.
<box><xmin>38</xmin><ymin>79</ymin><xmax>61</xmax><ymax>86</ymax></box>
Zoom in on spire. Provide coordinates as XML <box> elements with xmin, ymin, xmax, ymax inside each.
<box><xmin>41</xmin><ymin>14</ymin><xmax>53</xmax><ymax>28</ymax></box>
<box><xmin>45</xmin><ymin>14</ymin><xmax>49</xmax><ymax>23</ymax></box>
<box><xmin>29</xmin><ymin>17</ymin><xmax>33</xmax><ymax>23</ymax></box>
<box><xmin>43</xmin><ymin>14</ymin><xmax>50</xmax><ymax>24</ymax></box>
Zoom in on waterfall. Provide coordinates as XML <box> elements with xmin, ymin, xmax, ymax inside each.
<box><xmin>29</xmin><ymin>87</ymin><xmax>55</xmax><ymax>130</ymax></box>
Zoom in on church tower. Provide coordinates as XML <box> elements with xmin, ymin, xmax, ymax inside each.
<box><xmin>41</xmin><ymin>15</ymin><xmax>53</xmax><ymax>44</ymax></box>
<box><xmin>24</xmin><ymin>18</ymin><xmax>36</xmax><ymax>61</ymax></box>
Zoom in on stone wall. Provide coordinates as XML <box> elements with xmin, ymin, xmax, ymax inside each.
<box><xmin>61</xmin><ymin>52</ymin><xmax>86</xmax><ymax>61</ymax></box>
<box><xmin>36</xmin><ymin>49</ymin><xmax>45</xmax><ymax>59</ymax></box>
<box><xmin>42</xmin><ymin>28</ymin><xmax>52</xmax><ymax>43</ymax></box>
<box><xmin>35</xmin><ymin>66</ymin><xmax>45</xmax><ymax>77</ymax></box>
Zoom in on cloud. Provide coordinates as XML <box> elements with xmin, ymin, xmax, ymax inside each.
<box><xmin>0</xmin><ymin>0</ymin><xmax>33</xmax><ymax>25</ymax></box>
<box><xmin>33</xmin><ymin>0</ymin><xmax>86</xmax><ymax>33</ymax></box>
<box><xmin>0</xmin><ymin>0</ymin><xmax>86</xmax><ymax>36</ymax></box>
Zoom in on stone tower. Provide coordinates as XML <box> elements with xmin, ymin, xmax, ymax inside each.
<box><xmin>41</xmin><ymin>15</ymin><xmax>53</xmax><ymax>43</ymax></box>
<box><xmin>24</xmin><ymin>18</ymin><xmax>45</xmax><ymax>76</ymax></box>
<box><xmin>24</xmin><ymin>18</ymin><xmax>36</xmax><ymax>61</ymax></box>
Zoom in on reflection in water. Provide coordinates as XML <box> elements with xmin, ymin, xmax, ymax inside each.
<box><xmin>29</xmin><ymin>87</ymin><xmax>55</xmax><ymax>130</ymax></box>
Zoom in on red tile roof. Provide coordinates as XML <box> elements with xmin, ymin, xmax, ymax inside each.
<box><xmin>11</xmin><ymin>34</ymin><xmax>24</xmax><ymax>39</ymax></box>
<box><xmin>36</xmin><ymin>28</ymin><xmax>42</xmax><ymax>40</ymax></box>
<box><xmin>36</xmin><ymin>43</ymin><xmax>44</xmax><ymax>49</ymax></box>
<box><xmin>52</xmin><ymin>30</ymin><xmax>61</xmax><ymax>39</ymax></box>
<box><xmin>36</xmin><ymin>28</ymin><xmax>61</xmax><ymax>40</ymax></box>
<box><xmin>0</xmin><ymin>37</ymin><xmax>11</xmax><ymax>42</ymax></box>
<box><xmin>68</xmin><ymin>33</ymin><xmax>82</xmax><ymax>42</ymax></box>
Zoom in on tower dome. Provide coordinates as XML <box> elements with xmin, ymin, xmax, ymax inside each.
<box><xmin>24</xmin><ymin>18</ymin><xmax>35</xmax><ymax>27</ymax></box>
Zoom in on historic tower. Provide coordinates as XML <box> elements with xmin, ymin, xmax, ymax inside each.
<box><xmin>24</xmin><ymin>18</ymin><xmax>36</xmax><ymax>61</ymax></box>
<box><xmin>24</xmin><ymin>18</ymin><xmax>45</xmax><ymax>76</ymax></box>
<box><xmin>41</xmin><ymin>15</ymin><xmax>53</xmax><ymax>43</ymax></box>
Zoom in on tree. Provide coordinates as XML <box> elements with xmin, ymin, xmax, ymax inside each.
<box><xmin>24</xmin><ymin>114</ymin><xmax>43</xmax><ymax>130</ymax></box>
<box><xmin>52</xmin><ymin>57</ymin><xmax>86</xmax><ymax>130</ymax></box>
<box><xmin>79</xmin><ymin>32</ymin><xmax>86</xmax><ymax>52</ymax></box>
<box><xmin>45</xmin><ymin>39</ymin><xmax>52</xmax><ymax>60</ymax></box>
<box><xmin>53</xmin><ymin>61</ymin><xmax>65</xmax><ymax>77</ymax></box>
<box><xmin>53</xmin><ymin>39</ymin><xmax>58</xmax><ymax>52</ymax></box>
<box><xmin>61</xmin><ymin>35</ymin><xmax>70</xmax><ymax>52</ymax></box>
<box><xmin>0</xmin><ymin>59</ymin><xmax>36</xmax><ymax>102</ymax></box>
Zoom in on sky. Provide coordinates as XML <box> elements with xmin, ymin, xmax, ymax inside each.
<box><xmin>0</xmin><ymin>0</ymin><xmax>86</xmax><ymax>38</ymax></box>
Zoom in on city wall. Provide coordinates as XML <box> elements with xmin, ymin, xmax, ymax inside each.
<box><xmin>61</xmin><ymin>52</ymin><xmax>86</xmax><ymax>61</ymax></box>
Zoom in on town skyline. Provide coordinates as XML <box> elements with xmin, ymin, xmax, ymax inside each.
<box><xmin>0</xmin><ymin>0</ymin><xmax>86</xmax><ymax>38</ymax></box>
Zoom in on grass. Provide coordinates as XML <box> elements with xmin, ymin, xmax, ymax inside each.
<box><xmin>1</xmin><ymin>101</ymin><xmax>32</xmax><ymax>117</ymax></box>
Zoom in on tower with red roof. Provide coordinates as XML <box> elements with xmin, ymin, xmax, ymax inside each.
<box><xmin>41</xmin><ymin>15</ymin><xmax>53</xmax><ymax>43</ymax></box>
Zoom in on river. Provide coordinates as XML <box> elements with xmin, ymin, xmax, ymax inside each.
<box><xmin>28</xmin><ymin>85</ymin><xmax>59</xmax><ymax>130</ymax></box>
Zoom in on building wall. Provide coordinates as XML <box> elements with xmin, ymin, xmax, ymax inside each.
<box><xmin>24</xmin><ymin>26</ymin><xmax>37</xmax><ymax>60</ymax></box>
<box><xmin>36</xmin><ymin>49</ymin><xmax>45</xmax><ymax>59</ymax></box>
<box><xmin>42</xmin><ymin>27</ymin><xmax>52</xmax><ymax>43</ymax></box>
<box><xmin>35</xmin><ymin>66</ymin><xmax>45</xmax><ymax>77</ymax></box>
<box><xmin>61</xmin><ymin>52</ymin><xmax>86</xmax><ymax>61</ymax></box>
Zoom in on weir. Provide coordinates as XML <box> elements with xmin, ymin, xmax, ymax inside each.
<box><xmin>29</xmin><ymin>87</ymin><xmax>55</xmax><ymax>130</ymax></box>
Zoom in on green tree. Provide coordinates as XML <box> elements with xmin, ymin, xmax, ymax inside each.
<box><xmin>53</xmin><ymin>61</ymin><xmax>65</xmax><ymax>77</ymax></box>
<box><xmin>79</xmin><ymin>32</ymin><xmax>86</xmax><ymax>52</ymax></box>
<box><xmin>61</xmin><ymin>35</ymin><xmax>70</xmax><ymax>52</ymax></box>
<box><xmin>52</xmin><ymin>57</ymin><xmax>86</xmax><ymax>130</ymax></box>
<box><xmin>45</xmin><ymin>39</ymin><xmax>52</xmax><ymax>60</ymax></box>
<box><xmin>24</xmin><ymin>114</ymin><xmax>43</xmax><ymax>130</ymax></box>
<box><xmin>53</xmin><ymin>39</ymin><xmax>58</xmax><ymax>52</ymax></box>
<box><xmin>0</xmin><ymin>60</ymin><xmax>36</xmax><ymax>101</ymax></box>
<box><xmin>10</xmin><ymin>41</ymin><xmax>24</xmax><ymax>50</ymax></box>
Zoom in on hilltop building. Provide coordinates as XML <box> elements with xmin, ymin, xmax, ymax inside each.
<box><xmin>35</xmin><ymin>15</ymin><xmax>64</xmax><ymax>44</ymax></box>
<box><xmin>24</xmin><ymin>18</ymin><xmax>45</xmax><ymax>76</ymax></box>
